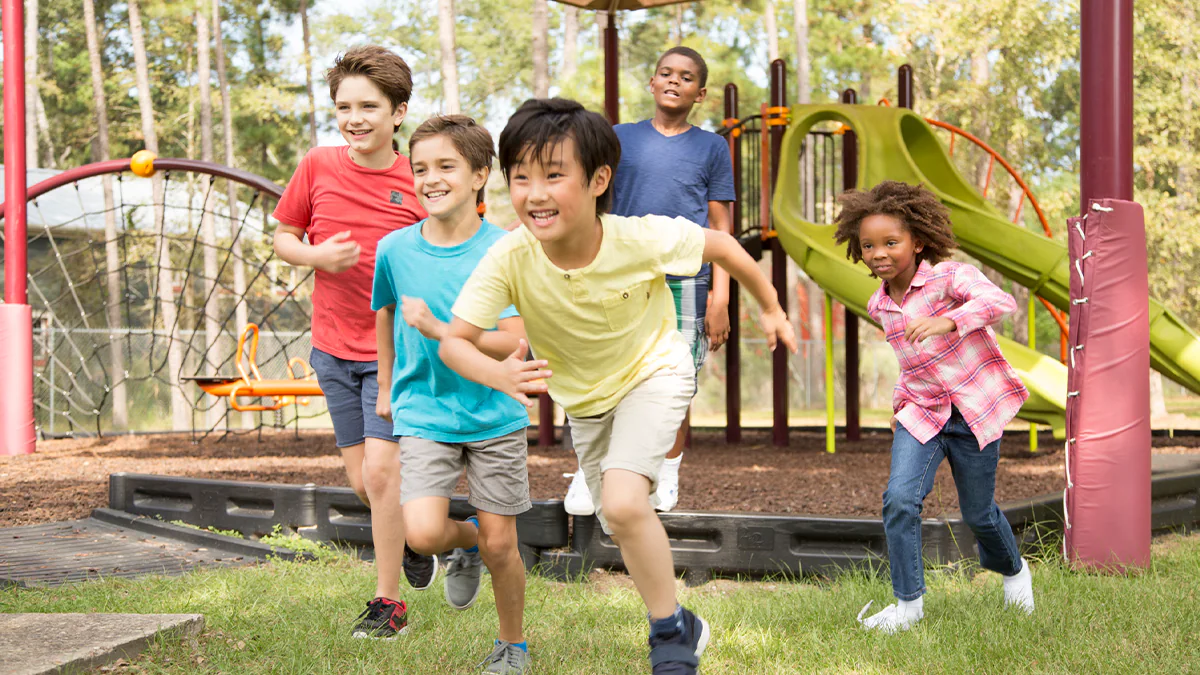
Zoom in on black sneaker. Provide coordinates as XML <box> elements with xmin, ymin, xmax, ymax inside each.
<box><xmin>648</xmin><ymin>606</ymin><xmax>710</xmax><ymax>675</ymax></box>
<box><xmin>403</xmin><ymin>543</ymin><xmax>438</xmax><ymax>591</ymax></box>
<box><xmin>351</xmin><ymin>597</ymin><xmax>409</xmax><ymax>639</ymax></box>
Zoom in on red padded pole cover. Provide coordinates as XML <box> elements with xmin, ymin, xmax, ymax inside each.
<box><xmin>0</xmin><ymin>304</ymin><xmax>36</xmax><ymax>455</ymax></box>
<box><xmin>1064</xmin><ymin>199</ymin><xmax>1150</xmax><ymax>570</ymax></box>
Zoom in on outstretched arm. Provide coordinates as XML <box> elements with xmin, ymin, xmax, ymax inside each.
<box><xmin>705</xmin><ymin>201</ymin><xmax>733</xmax><ymax>351</ymax></box>
<box><xmin>702</xmin><ymin>229</ymin><xmax>798</xmax><ymax>354</ymax></box>
<box><xmin>273</xmin><ymin>224</ymin><xmax>361</xmax><ymax>273</ymax></box>
<box><xmin>400</xmin><ymin>296</ymin><xmax>525</xmax><ymax>360</ymax></box>
<box><xmin>440</xmin><ymin>317</ymin><xmax>550</xmax><ymax>407</ymax></box>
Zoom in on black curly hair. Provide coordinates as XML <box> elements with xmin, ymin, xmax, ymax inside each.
<box><xmin>833</xmin><ymin>180</ymin><xmax>956</xmax><ymax>269</ymax></box>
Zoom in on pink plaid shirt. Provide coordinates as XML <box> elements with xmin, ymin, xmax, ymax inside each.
<box><xmin>867</xmin><ymin>260</ymin><xmax>1028</xmax><ymax>450</ymax></box>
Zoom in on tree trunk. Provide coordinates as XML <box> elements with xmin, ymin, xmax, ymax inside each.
<box><xmin>300</xmin><ymin>0</ymin><xmax>317</xmax><ymax>148</ymax></box>
<box><xmin>25</xmin><ymin>0</ymin><xmax>39</xmax><ymax>166</ymax></box>
<box><xmin>130</xmin><ymin>0</ymin><xmax>189</xmax><ymax>431</ymax></box>
<box><xmin>83</xmin><ymin>0</ymin><xmax>127</xmax><ymax>431</ymax></box>
<box><xmin>532</xmin><ymin>0</ymin><xmax>549</xmax><ymax>98</ymax></box>
<box><xmin>971</xmin><ymin>49</ymin><xmax>992</xmax><ymax>191</ymax></box>
<box><xmin>793</xmin><ymin>0</ymin><xmax>810</xmax><ymax>104</ymax></box>
<box><xmin>562</xmin><ymin>6</ymin><xmax>578</xmax><ymax>81</ymax></box>
<box><xmin>764</xmin><ymin>0</ymin><xmax>779</xmax><ymax>63</ymax></box>
<box><xmin>196</xmin><ymin>9</ymin><xmax>221</xmax><ymax>432</ymax></box>
<box><xmin>438</xmin><ymin>0</ymin><xmax>460</xmax><ymax>113</ymax></box>
<box><xmin>213</xmin><ymin>0</ymin><xmax>250</xmax><ymax>429</ymax></box>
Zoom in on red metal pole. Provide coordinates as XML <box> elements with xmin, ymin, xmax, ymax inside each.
<box><xmin>842</xmin><ymin>88</ymin><xmax>861</xmax><ymax>441</ymax></box>
<box><xmin>769</xmin><ymin>59</ymin><xmax>788</xmax><ymax>447</ymax></box>
<box><xmin>1080</xmin><ymin>0</ymin><xmax>1134</xmax><ymax>209</ymax></box>
<box><xmin>2</xmin><ymin>0</ymin><xmax>36</xmax><ymax>455</ymax></box>
<box><xmin>724</xmin><ymin>83</ymin><xmax>742</xmax><ymax>444</ymax></box>
<box><xmin>603</xmin><ymin>11</ymin><xmax>619</xmax><ymax>124</ymax></box>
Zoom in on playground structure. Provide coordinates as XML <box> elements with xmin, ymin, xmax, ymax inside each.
<box><xmin>184</xmin><ymin>322</ymin><xmax>322</xmax><ymax>413</ymax></box>
<box><xmin>0</xmin><ymin>0</ymin><xmax>1190</xmax><ymax>573</ymax></box>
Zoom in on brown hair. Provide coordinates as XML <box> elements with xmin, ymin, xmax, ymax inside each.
<box><xmin>833</xmin><ymin>180</ymin><xmax>957</xmax><ymax>268</ymax></box>
<box><xmin>409</xmin><ymin>115</ymin><xmax>496</xmax><ymax>205</ymax></box>
<box><xmin>326</xmin><ymin>46</ymin><xmax>413</xmax><ymax>139</ymax></box>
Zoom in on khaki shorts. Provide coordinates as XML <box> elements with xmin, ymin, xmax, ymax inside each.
<box><xmin>567</xmin><ymin>359</ymin><xmax>695</xmax><ymax>534</ymax></box>
<box><xmin>399</xmin><ymin>429</ymin><xmax>531</xmax><ymax>516</ymax></box>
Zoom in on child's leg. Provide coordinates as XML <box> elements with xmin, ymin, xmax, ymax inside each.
<box><xmin>476</xmin><ymin>512</ymin><xmax>525</xmax><ymax>644</ymax></box>
<box><xmin>463</xmin><ymin>430</ymin><xmax>530</xmax><ymax>643</ymax></box>
<box><xmin>941</xmin><ymin>411</ymin><xmax>1022</xmax><ymax>576</ymax></box>
<box><xmin>882</xmin><ymin>423</ymin><xmax>947</xmax><ymax>601</ymax></box>
<box><xmin>363</xmin><ymin>436</ymin><xmax>406</xmax><ymax>601</ymax></box>
<box><xmin>339</xmin><ymin>443</ymin><xmax>369</xmax><ymax>505</ymax></box>
<box><xmin>308</xmin><ymin>348</ymin><xmax>373</xmax><ymax>504</ymax></box>
<box><xmin>402</xmin><ymin>496</ymin><xmax>479</xmax><ymax>554</ymax></box>
<box><xmin>598</xmin><ymin>364</ymin><xmax>695</xmax><ymax>619</ymax></box>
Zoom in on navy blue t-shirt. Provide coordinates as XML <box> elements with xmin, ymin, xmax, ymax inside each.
<box><xmin>612</xmin><ymin>120</ymin><xmax>736</xmax><ymax>279</ymax></box>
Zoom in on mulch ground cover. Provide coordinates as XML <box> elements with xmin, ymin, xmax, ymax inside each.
<box><xmin>4</xmin><ymin>428</ymin><xmax>1199</xmax><ymax>528</ymax></box>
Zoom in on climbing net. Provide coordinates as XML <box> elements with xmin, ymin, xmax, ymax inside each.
<box><xmin>3</xmin><ymin>158</ymin><xmax>323</xmax><ymax>439</ymax></box>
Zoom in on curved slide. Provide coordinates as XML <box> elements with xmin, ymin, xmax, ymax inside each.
<box><xmin>772</xmin><ymin>106</ymin><xmax>1075</xmax><ymax>434</ymax></box>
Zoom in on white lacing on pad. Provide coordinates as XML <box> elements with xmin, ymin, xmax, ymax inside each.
<box><xmin>1072</xmin><ymin>298</ymin><xmax>1088</xmax><ymax>305</ymax></box>
<box><xmin>1091</xmin><ymin>203</ymin><xmax>1114</xmax><ymax>212</ymax></box>
<box><xmin>1075</xmin><ymin>222</ymin><xmax>1087</xmax><ymax>240</ymax></box>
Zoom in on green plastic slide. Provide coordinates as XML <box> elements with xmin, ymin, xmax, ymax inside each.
<box><xmin>772</xmin><ymin>105</ymin><xmax>1072</xmax><ymax>435</ymax></box>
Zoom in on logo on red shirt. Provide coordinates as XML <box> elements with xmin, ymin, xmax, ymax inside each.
<box><xmin>389</xmin><ymin>191</ymin><xmax>405</xmax><ymax>205</ymax></box>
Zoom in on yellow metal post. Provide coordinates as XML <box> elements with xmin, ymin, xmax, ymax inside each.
<box><xmin>1028</xmin><ymin>293</ymin><xmax>1038</xmax><ymax>452</ymax></box>
<box><xmin>825</xmin><ymin>293</ymin><xmax>836</xmax><ymax>453</ymax></box>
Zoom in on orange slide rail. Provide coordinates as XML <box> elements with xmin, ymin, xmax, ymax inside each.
<box><xmin>188</xmin><ymin>323</ymin><xmax>322</xmax><ymax>411</ymax></box>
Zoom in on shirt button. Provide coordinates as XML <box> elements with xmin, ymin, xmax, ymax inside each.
<box><xmin>622</xmin><ymin>292</ymin><xmax>629</xmax><ymax>299</ymax></box>
<box><xmin>564</xmin><ymin>273</ymin><xmax>570</xmax><ymax>279</ymax></box>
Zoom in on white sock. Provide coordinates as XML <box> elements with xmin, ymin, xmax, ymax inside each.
<box><xmin>897</xmin><ymin>596</ymin><xmax>923</xmax><ymax>616</ymax></box>
<box><xmin>661</xmin><ymin>454</ymin><xmax>682</xmax><ymax>474</ymax></box>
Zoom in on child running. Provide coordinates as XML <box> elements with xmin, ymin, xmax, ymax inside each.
<box><xmin>271</xmin><ymin>45</ymin><xmax>435</xmax><ymax>639</ymax></box>
<box><xmin>834</xmin><ymin>180</ymin><xmax>1035</xmax><ymax>633</ymax></box>
<box><xmin>372</xmin><ymin>114</ymin><xmax>533</xmax><ymax>672</ymax></box>
<box><xmin>440</xmin><ymin>98</ymin><xmax>797</xmax><ymax>675</ymax></box>
<box><xmin>563</xmin><ymin>46</ymin><xmax>735</xmax><ymax>515</ymax></box>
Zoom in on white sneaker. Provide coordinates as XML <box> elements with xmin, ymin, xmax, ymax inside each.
<box><xmin>563</xmin><ymin>471</ymin><xmax>594</xmax><ymax>516</ymax></box>
<box><xmin>857</xmin><ymin>600</ymin><xmax>923</xmax><ymax>633</ymax></box>
<box><xmin>1003</xmin><ymin>558</ymin><xmax>1035</xmax><ymax>614</ymax></box>
<box><xmin>654</xmin><ymin>469</ymin><xmax>680</xmax><ymax>512</ymax></box>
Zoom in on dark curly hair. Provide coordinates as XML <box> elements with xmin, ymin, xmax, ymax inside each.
<box><xmin>833</xmin><ymin>180</ymin><xmax>956</xmax><ymax>269</ymax></box>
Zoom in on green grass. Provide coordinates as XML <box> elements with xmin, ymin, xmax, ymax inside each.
<box><xmin>4</xmin><ymin>534</ymin><xmax>1200</xmax><ymax>673</ymax></box>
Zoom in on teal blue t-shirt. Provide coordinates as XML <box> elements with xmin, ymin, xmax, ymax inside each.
<box><xmin>370</xmin><ymin>219</ymin><xmax>528</xmax><ymax>442</ymax></box>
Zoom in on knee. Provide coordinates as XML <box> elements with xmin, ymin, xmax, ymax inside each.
<box><xmin>361</xmin><ymin>458</ymin><xmax>398</xmax><ymax>497</ymax></box>
<box><xmin>477</xmin><ymin>524</ymin><xmax>518</xmax><ymax>565</ymax></box>
<box><xmin>882</xmin><ymin>487</ymin><xmax>921</xmax><ymax>523</ymax></box>
<box><xmin>404</xmin><ymin>522</ymin><xmax>443</xmax><ymax>556</ymax></box>
<box><xmin>602</xmin><ymin>493</ymin><xmax>652</xmax><ymax>533</ymax></box>
<box><xmin>347</xmin><ymin>478</ymin><xmax>369</xmax><ymax>506</ymax></box>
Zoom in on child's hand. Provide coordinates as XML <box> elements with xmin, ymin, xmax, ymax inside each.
<box><xmin>758</xmin><ymin>307</ymin><xmax>799</xmax><ymax>353</ymax></box>
<box><xmin>904</xmin><ymin>316</ymin><xmax>956</xmax><ymax>343</ymax></box>
<box><xmin>375</xmin><ymin>381</ymin><xmax>392</xmax><ymax>423</ymax></box>
<box><xmin>312</xmin><ymin>231</ymin><xmax>361</xmax><ymax>273</ymax></box>
<box><xmin>401</xmin><ymin>296</ymin><xmax>446</xmax><ymax>341</ymax></box>
<box><xmin>497</xmin><ymin>339</ymin><xmax>551</xmax><ymax>407</ymax></box>
<box><xmin>706</xmin><ymin>297</ymin><xmax>731</xmax><ymax>351</ymax></box>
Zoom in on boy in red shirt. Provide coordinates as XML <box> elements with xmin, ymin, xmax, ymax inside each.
<box><xmin>272</xmin><ymin>45</ymin><xmax>433</xmax><ymax>638</ymax></box>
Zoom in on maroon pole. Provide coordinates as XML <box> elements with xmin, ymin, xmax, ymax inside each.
<box><xmin>897</xmin><ymin>64</ymin><xmax>914</xmax><ymax>110</ymax></box>
<box><xmin>841</xmin><ymin>88</ymin><xmax>861</xmax><ymax>441</ymax></box>
<box><xmin>1080</xmin><ymin>0</ymin><xmax>1134</xmax><ymax>210</ymax></box>
<box><xmin>724</xmin><ymin>83</ymin><xmax>742</xmax><ymax>444</ymax></box>
<box><xmin>2</xmin><ymin>0</ymin><xmax>36</xmax><ymax>455</ymax></box>
<box><xmin>769</xmin><ymin>59</ymin><xmax>788</xmax><ymax>447</ymax></box>
<box><xmin>603</xmin><ymin>11</ymin><xmax>619</xmax><ymax>124</ymax></box>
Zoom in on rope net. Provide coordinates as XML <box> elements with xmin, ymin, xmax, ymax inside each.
<box><xmin>1</xmin><ymin>161</ymin><xmax>323</xmax><ymax>439</ymax></box>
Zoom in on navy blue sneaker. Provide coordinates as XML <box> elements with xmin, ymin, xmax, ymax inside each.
<box><xmin>648</xmin><ymin>606</ymin><xmax>710</xmax><ymax>674</ymax></box>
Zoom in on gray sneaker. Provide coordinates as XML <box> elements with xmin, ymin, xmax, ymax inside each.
<box><xmin>478</xmin><ymin>640</ymin><xmax>531</xmax><ymax>674</ymax></box>
<box><xmin>444</xmin><ymin>547</ymin><xmax>483</xmax><ymax>610</ymax></box>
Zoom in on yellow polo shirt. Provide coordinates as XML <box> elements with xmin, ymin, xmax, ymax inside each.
<box><xmin>452</xmin><ymin>213</ymin><xmax>706</xmax><ymax>417</ymax></box>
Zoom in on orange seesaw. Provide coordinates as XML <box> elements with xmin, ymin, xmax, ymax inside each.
<box><xmin>185</xmin><ymin>323</ymin><xmax>322</xmax><ymax>411</ymax></box>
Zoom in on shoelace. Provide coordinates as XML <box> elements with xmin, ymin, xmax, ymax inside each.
<box><xmin>446</xmin><ymin>549</ymin><xmax>479</xmax><ymax>575</ymax></box>
<box><xmin>357</xmin><ymin>599</ymin><xmax>395</xmax><ymax>624</ymax></box>
<box><xmin>478</xmin><ymin>643</ymin><xmax>524</xmax><ymax>670</ymax></box>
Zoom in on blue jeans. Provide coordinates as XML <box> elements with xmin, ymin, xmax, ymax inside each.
<box><xmin>883</xmin><ymin>407</ymin><xmax>1023</xmax><ymax>600</ymax></box>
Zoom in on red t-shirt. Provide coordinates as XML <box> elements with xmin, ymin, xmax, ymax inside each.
<box><xmin>273</xmin><ymin>146</ymin><xmax>427</xmax><ymax>361</ymax></box>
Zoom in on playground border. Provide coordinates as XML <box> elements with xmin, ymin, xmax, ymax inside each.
<box><xmin>104</xmin><ymin>469</ymin><xmax>1200</xmax><ymax>582</ymax></box>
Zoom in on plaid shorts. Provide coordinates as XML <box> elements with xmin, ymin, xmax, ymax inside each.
<box><xmin>667</xmin><ymin>276</ymin><xmax>709</xmax><ymax>386</ymax></box>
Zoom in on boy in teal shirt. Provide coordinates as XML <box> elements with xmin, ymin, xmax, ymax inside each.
<box><xmin>372</xmin><ymin>115</ymin><xmax>531</xmax><ymax>673</ymax></box>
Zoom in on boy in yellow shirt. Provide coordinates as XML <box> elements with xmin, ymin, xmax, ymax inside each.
<box><xmin>440</xmin><ymin>98</ymin><xmax>796</xmax><ymax>675</ymax></box>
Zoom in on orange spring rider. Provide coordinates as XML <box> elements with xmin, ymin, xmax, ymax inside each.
<box><xmin>189</xmin><ymin>323</ymin><xmax>323</xmax><ymax>411</ymax></box>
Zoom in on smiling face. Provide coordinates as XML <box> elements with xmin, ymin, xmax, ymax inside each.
<box><xmin>411</xmin><ymin>134</ymin><xmax>489</xmax><ymax>224</ymax></box>
<box><xmin>650</xmin><ymin>53</ymin><xmax>706</xmax><ymax>114</ymax></box>
<box><xmin>859</xmin><ymin>214</ymin><xmax>924</xmax><ymax>283</ymax></box>
<box><xmin>507</xmin><ymin>136</ymin><xmax>611</xmax><ymax>245</ymax></box>
<box><xmin>334</xmin><ymin>75</ymin><xmax>406</xmax><ymax>165</ymax></box>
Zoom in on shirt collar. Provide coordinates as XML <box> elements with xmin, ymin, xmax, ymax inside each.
<box><xmin>880</xmin><ymin>260</ymin><xmax>932</xmax><ymax>310</ymax></box>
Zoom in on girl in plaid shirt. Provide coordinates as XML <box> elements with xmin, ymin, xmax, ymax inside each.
<box><xmin>834</xmin><ymin>181</ymin><xmax>1035</xmax><ymax>633</ymax></box>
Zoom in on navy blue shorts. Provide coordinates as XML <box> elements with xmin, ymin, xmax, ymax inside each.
<box><xmin>309</xmin><ymin>347</ymin><xmax>395</xmax><ymax>448</ymax></box>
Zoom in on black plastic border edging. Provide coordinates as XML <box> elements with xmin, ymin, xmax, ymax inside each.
<box><xmin>89</xmin><ymin>508</ymin><xmax>314</xmax><ymax>562</ymax></box>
